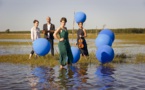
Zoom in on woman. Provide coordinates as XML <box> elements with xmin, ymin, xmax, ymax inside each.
<box><xmin>77</xmin><ymin>22</ymin><xmax>89</xmax><ymax>56</ymax></box>
<box><xmin>29</xmin><ymin>20</ymin><xmax>41</xmax><ymax>59</ymax></box>
<box><xmin>53</xmin><ymin>17</ymin><xmax>73</xmax><ymax>68</ymax></box>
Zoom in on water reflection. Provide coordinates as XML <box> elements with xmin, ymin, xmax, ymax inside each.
<box><xmin>95</xmin><ymin>65</ymin><xmax>116</xmax><ymax>90</ymax></box>
<box><xmin>29</xmin><ymin>66</ymin><xmax>55</xmax><ymax>90</ymax></box>
<box><xmin>57</xmin><ymin>64</ymin><xmax>89</xmax><ymax>90</ymax></box>
<box><xmin>1</xmin><ymin>63</ymin><xmax>145</xmax><ymax>89</ymax></box>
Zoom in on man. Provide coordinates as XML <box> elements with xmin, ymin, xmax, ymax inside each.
<box><xmin>43</xmin><ymin>17</ymin><xmax>55</xmax><ymax>56</ymax></box>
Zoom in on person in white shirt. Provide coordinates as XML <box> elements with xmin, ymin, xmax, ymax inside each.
<box><xmin>29</xmin><ymin>20</ymin><xmax>41</xmax><ymax>59</ymax></box>
<box><xmin>43</xmin><ymin>16</ymin><xmax>55</xmax><ymax>56</ymax></box>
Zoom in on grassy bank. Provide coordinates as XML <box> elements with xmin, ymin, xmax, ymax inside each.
<box><xmin>0</xmin><ymin>33</ymin><xmax>145</xmax><ymax>45</ymax></box>
<box><xmin>0</xmin><ymin>33</ymin><xmax>145</xmax><ymax>40</ymax></box>
<box><xmin>0</xmin><ymin>53</ymin><xmax>145</xmax><ymax>67</ymax></box>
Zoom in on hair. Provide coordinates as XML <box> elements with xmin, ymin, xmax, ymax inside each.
<box><xmin>33</xmin><ymin>19</ymin><xmax>39</xmax><ymax>23</ymax></box>
<box><xmin>60</xmin><ymin>17</ymin><xmax>67</xmax><ymax>22</ymax></box>
<box><xmin>78</xmin><ymin>22</ymin><xmax>83</xmax><ymax>25</ymax></box>
<box><xmin>47</xmin><ymin>17</ymin><xmax>51</xmax><ymax>21</ymax></box>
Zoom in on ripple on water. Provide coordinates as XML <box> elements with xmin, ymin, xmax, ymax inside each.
<box><xmin>1</xmin><ymin>63</ymin><xmax>145</xmax><ymax>90</ymax></box>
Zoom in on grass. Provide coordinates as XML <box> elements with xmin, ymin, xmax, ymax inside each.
<box><xmin>1</xmin><ymin>33</ymin><xmax>145</xmax><ymax>40</ymax></box>
<box><xmin>0</xmin><ymin>53</ymin><xmax>145</xmax><ymax>67</ymax></box>
<box><xmin>0</xmin><ymin>54</ymin><xmax>59</xmax><ymax>67</ymax></box>
<box><xmin>0</xmin><ymin>42</ymin><xmax>31</xmax><ymax>45</ymax></box>
<box><xmin>1</xmin><ymin>33</ymin><xmax>145</xmax><ymax>46</ymax></box>
<box><xmin>115</xmin><ymin>33</ymin><xmax>145</xmax><ymax>41</ymax></box>
<box><xmin>0</xmin><ymin>33</ymin><xmax>145</xmax><ymax>66</ymax></box>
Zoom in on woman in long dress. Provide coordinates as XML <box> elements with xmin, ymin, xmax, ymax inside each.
<box><xmin>53</xmin><ymin>17</ymin><xmax>73</xmax><ymax>68</ymax></box>
<box><xmin>77</xmin><ymin>22</ymin><xmax>89</xmax><ymax>56</ymax></box>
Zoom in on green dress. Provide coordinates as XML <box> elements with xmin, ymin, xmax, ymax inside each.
<box><xmin>58</xmin><ymin>28</ymin><xmax>73</xmax><ymax>66</ymax></box>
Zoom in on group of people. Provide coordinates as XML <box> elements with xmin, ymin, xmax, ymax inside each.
<box><xmin>30</xmin><ymin>16</ymin><xmax>89</xmax><ymax>68</ymax></box>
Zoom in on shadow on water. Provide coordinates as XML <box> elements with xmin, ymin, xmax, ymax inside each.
<box><xmin>95</xmin><ymin>65</ymin><xmax>116</xmax><ymax>90</ymax></box>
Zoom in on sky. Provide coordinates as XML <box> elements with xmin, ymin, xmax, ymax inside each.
<box><xmin>0</xmin><ymin>0</ymin><xmax>145</xmax><ymax>31</ymax></box>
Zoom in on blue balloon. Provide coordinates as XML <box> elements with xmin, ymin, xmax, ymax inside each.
<box><xmin>75</xmin><ymin>12</ymin><xmax>86</xmax><ymax>23</ymax></box>
<box><xmin>71</xmin><ymin>47</ymin><xmax>80</xmax><ymax>63</ymax></box>
<box><xmin>33</xmin><ymin>38</ymin><xmax>50</xmax><ymax>56</ymax></box>
<box><xmin>96</xmin><ymin>45</ymin><xmax>114</xmax><ymax>64</ymax></box>
<box><xmin>99</xmin><ymin>29</ymin><xmax>115</xmax><ymax>42</ymax></box>
<box><xmin>95</xmin><ymin>34</ymin><xmax>113</xmax><ymax>48</ymax></box>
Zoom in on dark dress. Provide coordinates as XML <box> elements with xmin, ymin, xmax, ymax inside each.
<box><xmin>58</xmin><ymin>29</ymin><xmax>73</xmax><ymax>66</ymax></box>
<box><xmin>77</xmin><ymin>29</ymin><xmax>89</xmax><ymax>56</ymax></box>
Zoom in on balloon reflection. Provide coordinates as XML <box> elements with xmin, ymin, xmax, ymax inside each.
<box><xmin>29</xmin><ymin>66</ymin><xmax>54</xmax><ymax>90</ymax></box>
<box><xmin>95</xmin><ymin>65</ymin><xmax>116</xmax><ymax>90</ymax></box>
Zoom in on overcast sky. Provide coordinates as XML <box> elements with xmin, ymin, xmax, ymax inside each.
<box><xmin>0</xmin><ymin>0</ymin><xmax>145</xmax><ymax>31</ymax></box>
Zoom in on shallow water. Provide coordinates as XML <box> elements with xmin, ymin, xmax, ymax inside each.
<box><xmin>0</xmin><ymin>39</ymin><xmax>145</xmax><ymax>55</ymax></box>
<box><xmin>0</xmin><ymin>63</ymin><xmax>145</xmax><ymax>90</ymax></box>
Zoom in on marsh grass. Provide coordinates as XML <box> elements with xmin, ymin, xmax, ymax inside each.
<box><xmin>0</xmin><ymin>42</ymin><xmax>59</xmax><ymax>46</ymax></box>
<box><xmin>1</xmin><ymin>33</ymin><xmax>145</xmax><ymax>41</ymax></box>
<box><xmin>1</xmin><ymin>52</ymin><xmax>144</xmax><ymax>67</ymax></box>
<box><xmin>0</xmin><ymin>54</ymin><xmax>59</xmax><ymax>67</ymax></box>
<box><xmin>0</xmin><ymin>42</ymin><xmax>31</xmax><ymax>45</ymax></box>
<box><xmin>115</xmin><ymin>33</ymin><xmax>145</xmax><ymax>41</ymax></box>
<box><xmin>133</xmin><ymin>54</ymin><xmax>145</xmax><ymax>63</ymax></box>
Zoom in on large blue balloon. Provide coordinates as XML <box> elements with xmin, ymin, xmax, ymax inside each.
<box><xmin>33</xmin><ymin>38</ymin><xmax>50</xmax><ymax>56</ymax></box>
<box><xmin>99</xmin><ymin>29</ymin><xmax>115</xmax><ymax>42</ymax></box>
<box><xmin>71</xmin><ymin>47</ymin><xmax>80</xmax><ymax>63</ymax></box>
<box><xmin>96</xmin><ymin>45</ymin><xmax>114</xmax><ymax>64</ymax></box>
<box><xmin>75</xmin><ymin>12</ymin><xmax>86</xmax><ymax>23</ymax></box>
<box><xmin>95</xmin><ymin>34</ymin><xmax>113</xmax><ymax>48</ymax></box>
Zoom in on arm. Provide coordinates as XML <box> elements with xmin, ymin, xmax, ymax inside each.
<box><xmin>83</xmin><ymin>28</ymin><xmax>87</xmax><ymax>37</ymax></box>
<box><xmin>53</xmin><ymin>27</ymin><xmax>64</xmax><ymax>41</ymax></box>
<box><xmin>50</xmin><ymin>24</ymin><xmax>55</xmax><ymax>33</ymax></box>
<box><xmin>43</xmin><ymin>24</ymin><xmax>47</xmax><ymax>34</ymax></box>
<box><xmin>31</xmin><ymin>28</ymin><xmax>34</xmax><ymax>41</ymax></box>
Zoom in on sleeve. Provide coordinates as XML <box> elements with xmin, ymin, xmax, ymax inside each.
<box><xmin>31</xmin><ymin>28</ymin><xmax>34</xmax><ymax>41</ymax></box>
<box><xmin>53</xmin><ymin>24</ymin><xmax>55</xmax><ymax>30</ymax></box>
<box><xmin>38</xmin><ymin>28</ymin><xmax>41</xmax><ymax>38</ymax></box>
<box><xmin>43</xmin><ymin>24</ymin><xmax>47</xmax><ymax>35</ymax></box>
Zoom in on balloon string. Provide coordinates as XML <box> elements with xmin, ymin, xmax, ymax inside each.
<box><xmin>72</xmin><ymin>11</ymin><xmax>75</xmax><ymax>43</ymax></box>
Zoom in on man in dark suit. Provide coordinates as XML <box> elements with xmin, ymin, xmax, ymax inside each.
<box><xmin>43</xmin><ymin>17</ymin><xmax>55</xmax><ymax>56</ymax></box>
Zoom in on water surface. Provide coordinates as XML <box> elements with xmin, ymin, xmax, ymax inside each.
<box><xmin>0</xmin><ymin>63</ymin><xmax>145</xmax><ymax>90</ymax></box>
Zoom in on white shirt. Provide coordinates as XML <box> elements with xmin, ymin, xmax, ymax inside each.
<box><xmin>31</xmin><ymin>26</ymin><xmax>41</xmax><ymax>41</ymax></box>
<box><xmin>47</xmin><ymin>24</ymin><xmax>51</xmax><ymax>38</ymax></box>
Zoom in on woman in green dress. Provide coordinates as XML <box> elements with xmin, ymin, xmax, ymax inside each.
<box><xmin>53</xmin><ymin>17</ymin><xmax>73</xmax><ymax>68</ymax></box>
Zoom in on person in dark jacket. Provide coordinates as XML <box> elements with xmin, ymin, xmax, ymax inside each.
<box><xmin>43</xmin><ymin>16</ymin><xmax>55</xmax><ymax>56</ymax></box>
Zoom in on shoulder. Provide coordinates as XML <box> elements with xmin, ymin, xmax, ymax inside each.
<box><xmin>37</xmin><ymin>27</ymin><xmax>40</xmax><ymax>30</ymax></box>
<box><xmin>51</xmin><ymin>23</ymin><xmax>55</xmax><ymax>26</ymax></box>
<box><xmin>83</xmin><ymin>28</ymin><xmax>86</xmax><ymax>31</ymax></box>
<box><xmin>43</xmin><ymin>23</ymin><xmax>47</xmax><ymax>26</ymax></box>
<box><xmin>64</xmin><ymin>27</ymin><xmax>67</xmax><ymax>30</ymax></box>
<box><xmin>31</xmin><ymin>27</ymin><xmax>34</xmax><ymax>31</ymax></box>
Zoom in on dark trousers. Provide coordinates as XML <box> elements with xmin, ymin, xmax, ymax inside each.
<box><xmin>47</xmin><ymin>38</ymin><xmax>54</xmax><ymax>56</ymax></box>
